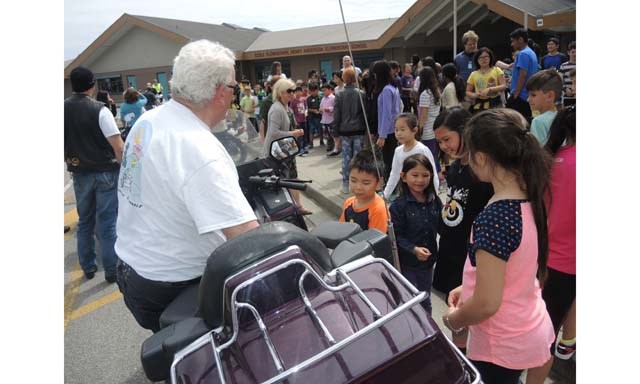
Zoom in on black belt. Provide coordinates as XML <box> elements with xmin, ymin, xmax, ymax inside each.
<box><xmin>169</xmin><ymin>276</ymin><xmax>201</xmax><ymax>287</ymax></box>
<box><xmin>119</xmin><ymin>259</ymin><xmax>201</xmax><ymax>287</ymax></box>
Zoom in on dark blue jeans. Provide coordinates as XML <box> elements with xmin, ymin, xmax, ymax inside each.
<box><xmin>421</xmin><ymin>139</ymin><xmax>441</xmax><ymax>173</ymax></box>
<box><xmin>72</xmin><ymin>169</ymin><xmax>119</xmax><ymax>277</ymax></box>
<box><xmin>401</xmin><ymin>265</ymin><xmax>434</xmax><ymax>315</ymax></box>
<box><xmin>307</xmin><ymin>115</ymin><xmax>322</xmax><ymax>145</ymax></box>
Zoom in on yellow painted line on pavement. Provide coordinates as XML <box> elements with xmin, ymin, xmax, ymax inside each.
<box><xmin>64</xmin><ymin>208</ymin><xmax>81</xmax><ymax>332</ymax></box>
<box><xmin>69</xmin><ymin>290</ymin><xmax>123</xmax><ymax>321</ymax></box>
<box><xmin>64</xmin><ymin>208</ymin><xmax>124</xmax><ymax>327</ymax></box>
<box><xmin>64</xmin><ymin>269</ymin><xmax>83</xmax><ymax>331</ymax></box>
<box><xmin>64</xmin><ymin>208</ymin><xmax>79</xmax><ymax>240</ymax></box>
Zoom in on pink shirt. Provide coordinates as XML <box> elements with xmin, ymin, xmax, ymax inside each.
<box><xmin>320</xmin><ymin>94</ymin><xmax>334</xmax><ymax>124</ymax></box>
<box><xmin>547</xmin><ymin>145</ymin><xmax>576</xmax><ymax>274</ymax></box>
<box><xmin>462</xmin><ymin>200</ymin><xmax>554</xmax><ymax>369</ymax></box>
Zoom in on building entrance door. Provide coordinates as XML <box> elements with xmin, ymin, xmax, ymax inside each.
<box><xmin>320</xmin><ymin>60</ymin><xmax>333</xmax><ymax>84</ymax></box>
<box><xmin>127</xmin><ymin>75</ymin><xmax>137</xmax><ymax>90</ymax></box>
<box><xmin>156</xmin><ymin>72</ymin><xmax>168</xmax><ymax>99</ymax></box>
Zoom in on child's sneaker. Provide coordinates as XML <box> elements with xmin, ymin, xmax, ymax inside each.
<box><xmin>554</xmin><ymin>340</ymin><xmax>575</xmax><ymax>360</ymax></box>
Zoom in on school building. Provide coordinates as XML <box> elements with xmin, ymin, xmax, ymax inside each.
<box><xmin>64</xmin><ymin>0</ymin><xmax>576</xmax><ymax>103</ymax></box>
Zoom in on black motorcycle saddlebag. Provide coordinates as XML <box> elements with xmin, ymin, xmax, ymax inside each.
<box><xmin>140</xmin><ymin>317</ymin><xmax>211</xmax><ymax>382</ymax></box>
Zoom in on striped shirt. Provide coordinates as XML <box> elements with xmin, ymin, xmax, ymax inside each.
<box><xmin>559</xmin><ymin>61</ymin><xmax>576</xmax><ymax>105</ymax></box>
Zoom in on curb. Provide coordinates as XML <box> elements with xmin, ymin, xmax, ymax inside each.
<box><xmin>303</xmin><ymin>183</ymin><xmax>344</xmax><ymax>218</ymax></box>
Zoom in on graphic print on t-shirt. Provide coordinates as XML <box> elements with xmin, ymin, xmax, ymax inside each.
<box><xmin>442</xmin><ymin>186</ymin><xmax>469</xmax><ymax>227</ymax></box>
<box><xmin>119</xmin><ymin>120</ymin><xmax>152</xmax><ymax>208</ymax></box>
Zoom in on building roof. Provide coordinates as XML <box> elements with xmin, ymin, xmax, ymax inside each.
<box><xmin>498</xmin><ymin>0</ymin><xmax>576</xmax><ymax>16</ymax></box>
<box><xmin>65</xmin><ymin>0</ymin><xmax>575</xmax><ymax>75</ymax></box>
<box><xmin>132</xmin><ymin>15</ymin><xmax>264</xmax><ymax>52</ymax></box>
<box><xmin>245</xmin><ymin>18</ymin><xmax>397</xmax><ymax>52</ymax></box>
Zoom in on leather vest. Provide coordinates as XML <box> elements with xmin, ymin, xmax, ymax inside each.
<box><xmin>64</xmin><ymin>94</ymin><xmax>119</xmax><ymax>173</ymax></box>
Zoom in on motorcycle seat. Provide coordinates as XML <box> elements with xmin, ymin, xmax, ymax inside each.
<box><xmin>309</xmin><ymin>221</ymin><xmax>363</xmax><ymax>249</ymax></box>
<box><xmin>199</xmin><ymin>221</ymin><xmax>331</xmax><ymax>329</ymax></box>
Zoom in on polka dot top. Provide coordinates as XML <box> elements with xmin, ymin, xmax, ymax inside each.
<box><xmin>461</xmin><ymin>199</ymin><xmax>555</xmax><ymax>369</ymax></box>
<box><xmin>468</xmin><ymin>199</ymin><xmax>526</xmax><ymax>266</ymax></box>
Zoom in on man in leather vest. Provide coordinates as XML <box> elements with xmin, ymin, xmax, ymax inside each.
<box><xmin>64</xmin><ymin>66</ymin><xmax>124</xmax><ymax>282</ymax></box>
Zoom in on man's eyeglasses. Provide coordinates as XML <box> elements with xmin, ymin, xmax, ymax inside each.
<box><xmin>223</xmin><ymin>83</ymin><xmax>237</xmax><ymax>90</ymax></box>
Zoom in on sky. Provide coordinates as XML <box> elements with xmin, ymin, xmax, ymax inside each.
<box><xmin>64</xmin><ymin>0</ymin><xmax>417</xmax><ymax>60</ymax></box>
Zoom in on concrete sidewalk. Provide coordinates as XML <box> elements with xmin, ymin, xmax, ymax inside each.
<box><xmin>296</xmin><ymin>141</ymin><xmax>347</xmax><ymax>218</ymax></box>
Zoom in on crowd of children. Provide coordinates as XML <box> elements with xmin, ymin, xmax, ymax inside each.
<box><xmin>330</xmin><ymin>31</ymin><xmax>576</xmax><ymax>384</ymax></box>
<box><xmin>226</xmin><ymin>34</ymin><xmax>576</xmax><ymax>383</ymax></box>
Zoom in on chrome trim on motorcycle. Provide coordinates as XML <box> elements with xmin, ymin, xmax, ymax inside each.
<box><xmin>236</xmin><ymin>302</ymin><xmax>285</xmax><ymax>373</ymax></box>
<box><xmin>336</xmin><ymin>268</ymin><xmax>382</xmax><ymax>319</ymax></box>
<box><xmin>170</xmin><ymin>245</ymin><xmax>431</xmax><ymax>384</ymax></box>
<box><xmin>298</xmin><ymin>270</ymin><xmax>336</xmax><ymax>345</ymax></box>
<box><xmin>442</xmin><ymin>330</ymin><xmax>482</xmax><ymax>384</ymax></box>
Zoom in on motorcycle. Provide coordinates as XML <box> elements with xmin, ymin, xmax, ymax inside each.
<box><xmin>138</xmin><ymin>113</ymin><xmax>481</xmax><ymax>383</ymax></box>
<box><xmin>212</xmin><ymin>110</ymin><xmax>309</xmax><ymax>230</ymax></box>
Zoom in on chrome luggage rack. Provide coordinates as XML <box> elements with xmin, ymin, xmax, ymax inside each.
<box><xmin>170</xmin><ymin>246</ymin><xmax>480</xmax><ymax>384</ymax></box>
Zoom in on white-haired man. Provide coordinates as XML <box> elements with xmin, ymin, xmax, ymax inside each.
<box><xmin>342</xmin><ymin>55</ymin><xmax>362</xmax><ymax>77</ymax></box>
<box><xmin>115</xmin><ymin>40</ymin><xmax>259</xmax><ymax>332</ymax></box>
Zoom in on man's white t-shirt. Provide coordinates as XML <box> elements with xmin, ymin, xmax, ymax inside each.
<box><xmin>115</xmin><ymin>100</ymin><xmax>257</xmax><ymax>282</ymax></box>
<box><xmin>98</xmin><ymin>107</ymin><xmax>120</xmax><ymax>138</ymax></box>
<box><xmin>383</xmin><ymin>141</ymin><xmax>440</xmax><ymax>199</ymax></box>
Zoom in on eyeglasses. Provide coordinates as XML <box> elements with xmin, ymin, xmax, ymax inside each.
<box><xmin>222</xmin><ymin>83</ymin><xmax>236</xmax><ymax>90</ymax></box>
<box><xmin>286</xmin><ymin>88</ymin><xmax>296</xmax><ymax>94</ymax></box>
<box><xmin>478</xmin><ymin>55</ymin><xmax>490</xmax><ymax>60</ymax></box>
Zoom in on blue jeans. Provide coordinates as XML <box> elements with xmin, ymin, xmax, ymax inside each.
<box><xmin>307</xmin><ymin>115</ymin><xmax>322</xmax><ymax>144</ymax></box>
<box><xmin>421</xmin><ymin>139</ymin><xmax>441</xmax><ymax>173</ymax></box>
<box><xmin>341</xmin><ymin>135</ymin><xmax>364</xmax><ymax>185</ymax></box>
<box><xmin>72</xmin><ymin>169</ymin><xmax>119</xmax><ymax>276</ymax></box>
<box><xmin>401</xmin><ymin>265</ymin><xmax>434</xmax><ymax>315</ymax></box>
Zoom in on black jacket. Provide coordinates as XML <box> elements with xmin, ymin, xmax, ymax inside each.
<box><xmin>333</xmin><ymin>85</ymin><xmax>367</xmax><ymax>136</ymax></box>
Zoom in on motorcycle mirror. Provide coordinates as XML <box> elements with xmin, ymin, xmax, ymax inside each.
<box><xmin>270</xmin><ymin>136</ymin><xmax>299</xmax><ymax>160</ymax></box>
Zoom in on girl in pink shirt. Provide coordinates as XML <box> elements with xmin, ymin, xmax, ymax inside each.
<box><xmin>442</xmin><ymin>109</ymin><xmax>555</xmax><ymax>384</ymax></box>
<box><xmin>527</xmin><ymin>106</ymin><xmax>576</xmax><ymax>381</ymax></box>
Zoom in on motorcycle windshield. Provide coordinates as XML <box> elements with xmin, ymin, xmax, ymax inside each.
<box><xmin>211</xmin><ymin>109</ymin><xmax>263</xmax><ymax>166</ymax></box>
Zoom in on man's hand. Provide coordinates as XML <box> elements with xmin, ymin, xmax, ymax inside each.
<box><xmin>376</xmin><ymin>137</ymin><xmax>385</xmax><ymax>148</ymax></box>
<box><xmin>106</xmin><ymin>134</ymin><xmax>124</xmax><ymax>163</ymax></box>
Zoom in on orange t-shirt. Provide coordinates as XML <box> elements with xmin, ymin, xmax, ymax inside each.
<box><xmin>339</xmin><ymin>195</ymin><xmax>388</xmax><ymax>233</ymax></box>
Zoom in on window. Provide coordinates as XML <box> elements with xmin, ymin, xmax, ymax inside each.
<box><xmin>254</xmin><ymin>60</ymin><xmax>291</xmax><ymax>86</ymax></box>
<box><xmin>97</xmin><ymin>75</ymin><xmax>124</xmax><ymax>94</ymax></box>
<box><xmin>351</xmin><ymin>52</ymin><xmax>384</xmax><ymax>71</ymax></box>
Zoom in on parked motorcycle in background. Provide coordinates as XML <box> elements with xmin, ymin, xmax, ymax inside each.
<box><xmin>211</xmin><ymin>110</ymin><xmax>309</xmax><ymax>230</ymax></box>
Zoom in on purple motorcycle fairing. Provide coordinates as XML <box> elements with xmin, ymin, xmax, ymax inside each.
<box><xmin>171</xmin><ymin>247</ymin><xmax>475</xmax><ymax>384</ymax></box>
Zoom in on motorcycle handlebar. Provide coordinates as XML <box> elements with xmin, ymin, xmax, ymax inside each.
<box><xmin>248</xmin><ymin>176</ymin><xmax>308</xmax><ymax>191</ymax></box>
<box><xmin>276</xmin><ymin>180</ymin><xmax>307</xmax><ymax>191</ymax></box>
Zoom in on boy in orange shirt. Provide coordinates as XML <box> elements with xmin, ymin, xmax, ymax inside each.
<box><xmin>339</xmin><ymin>151</ymin><xmax>388</xmax><ymax>233</ymax></box>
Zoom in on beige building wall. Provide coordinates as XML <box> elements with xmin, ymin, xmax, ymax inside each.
<box><xmin>85</xmin><ymin>26</ymin><xmax>184</xmax><ymax>73</ymax></box>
